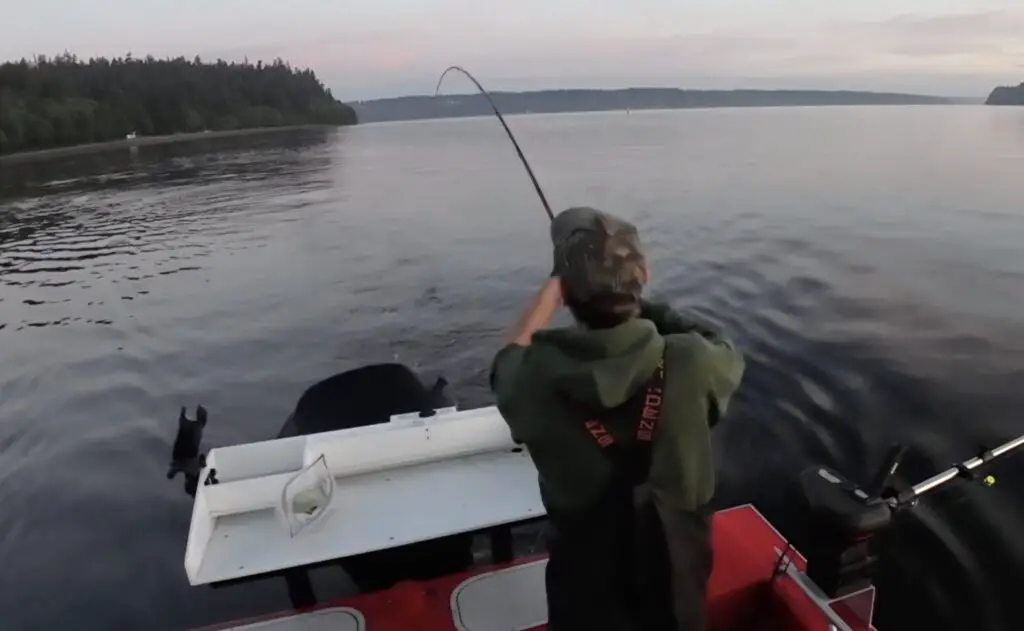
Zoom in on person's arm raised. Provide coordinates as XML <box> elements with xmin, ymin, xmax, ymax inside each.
<box><xmin>505</xmin><ymin>277</ymin><xmax>563</xmax><ymax>347</ymax></box>
<box><xmin>489</xmin><ymin>277</ymin><xmax>562</xmax><ymax>442</ymax></box>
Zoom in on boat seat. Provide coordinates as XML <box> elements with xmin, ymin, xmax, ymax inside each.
<box><xmin>451</xmin><ymin>560</ymin><xmax>548</xmax><ymax>631</ymax></box>
<box><xmin>220</xmin><ymin>607</ymin><xmax>364</xmax><ymax>630</ymax></box>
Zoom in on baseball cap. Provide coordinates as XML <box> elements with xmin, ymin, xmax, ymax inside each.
<box><xmin>551</xmin><ymin>206</ymin><xmax>647</xmax><ymax>303</ymax></box>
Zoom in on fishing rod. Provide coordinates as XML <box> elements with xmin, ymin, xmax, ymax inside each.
<box><xmin>434</xmin><ymin>65</ymin><xmax>553</xmax><ymax>221</ymax></box>
<box><xmin>885</xmin><ymin>431</ymin><xmax>1024</xmax><ymax>509</ymax></box>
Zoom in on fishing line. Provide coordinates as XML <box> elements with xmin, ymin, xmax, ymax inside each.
<box><xmin>435</xmin><ymin>66</ymin><xmax>553</xmax><ymax>221</ymax></box>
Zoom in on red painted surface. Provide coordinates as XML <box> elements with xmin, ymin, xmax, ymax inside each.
<box><xmin>193</xmin><ymin>505</ymin><xmax>874</xmax><ymax>631</ymax></box>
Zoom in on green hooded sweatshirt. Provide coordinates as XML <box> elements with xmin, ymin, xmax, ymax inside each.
<box><xmin>489</xmin><ymin>300</ymin><xmax>745</xmax><ymax>513</ymax></box>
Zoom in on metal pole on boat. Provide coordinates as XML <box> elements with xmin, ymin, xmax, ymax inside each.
<box><xmin>892</xmin><ymin>433</ymin><xmax>1024</xmax><ymax>507</ymax></box>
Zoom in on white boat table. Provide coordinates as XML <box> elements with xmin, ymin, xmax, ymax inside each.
<box><xmin>184</xmin><ymin>406</ymin><xmax>546</xmax><ymax>585</ymax></box>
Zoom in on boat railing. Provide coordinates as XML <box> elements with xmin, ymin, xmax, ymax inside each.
<box><xmin>775</xmin><ymin>546</ymin><xmax>867</xmax><ymax>631</ymax></box>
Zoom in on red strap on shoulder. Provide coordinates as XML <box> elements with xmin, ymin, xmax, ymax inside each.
<box><xmin>583</xmin><ymin>354</ymin><xmax>667</xmax><ymax>448</ymax></box>
<box><xmin>584</xmin><ymin>420</ymin><xmax>615</xmax><ymax>447</ymax></box>
<box><xmin>635</xmin><ymin>356</ymin><xmax>665</xmax><ymax>442</ymax></box>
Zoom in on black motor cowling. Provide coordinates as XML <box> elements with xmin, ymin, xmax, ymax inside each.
<box><xmin>797</xmin><ymin>464</ymin><xmax>893</xmax><ymax>598</ymax></box>
<box><xmin>278</xmin><ymin>362</ymin><xmax>454</xmax><ymax>438</ymax></box>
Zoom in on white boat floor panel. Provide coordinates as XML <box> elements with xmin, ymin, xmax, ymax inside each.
<box><xmin>194</xmin><ymin>449</ymin><xmax>544</xmax><ymax>584</ymax></box>
<box><xmin>224</xmin><ymin>607</ymin><xmax>364</xmax><ymax>631</ymax></box>
<box><xmin>452</xmin><ymin>560</ymin><xmax>549</xmax><ymax>631</ymax></box>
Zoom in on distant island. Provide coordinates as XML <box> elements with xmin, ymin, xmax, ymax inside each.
<box><xmin>0</xmin><ymin>53</ymin><xmax>357</xmax><ymax>155</ymax></box>
<box><xmin>985</xmin><ymin>82</ymin><xmax>1024</xmax><ymax>106</ymax></box>
<box><xmin>352</xmin><ymin>88</ymin><xmax>955</xmax><ymax>123</ymax></box>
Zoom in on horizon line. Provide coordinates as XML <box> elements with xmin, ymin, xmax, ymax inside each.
<box><xmin>349</xmin><ymin>85</ymin><xmax>977</xmax><ymax>104</ymax></box>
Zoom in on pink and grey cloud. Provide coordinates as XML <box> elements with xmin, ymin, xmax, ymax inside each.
<box><xmin>2</xmin><ymin>2</ymin><xmax>1022</xmax><ymax>99</ymax></box>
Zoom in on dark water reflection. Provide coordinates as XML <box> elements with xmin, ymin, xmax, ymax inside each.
<box><xmin>1</xmin><ymin>107</ymin><xmax>1022</xmax><ymax>631</ymax></box>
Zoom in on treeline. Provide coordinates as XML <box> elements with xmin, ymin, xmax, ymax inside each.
<box><xmin>985</xmin><ymin>82</ymin><xmax>1024</xmax><ymax>106</ymax></box>
<box><xmin>0</xmin><ymin>53</ymin><xmax>357</xmax><ymax>154</ymax></box>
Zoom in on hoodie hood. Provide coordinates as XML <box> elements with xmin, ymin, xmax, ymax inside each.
<box><xmin>531</xmin><ymin>319</ymin><xmax>664</xmax><ymax>409</ymax></box>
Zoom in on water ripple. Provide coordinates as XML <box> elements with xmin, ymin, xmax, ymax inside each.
<box><xmin>1</xmin><ymin>110</ymin><xmax>1023</xmax><ymax>631</ymax></box>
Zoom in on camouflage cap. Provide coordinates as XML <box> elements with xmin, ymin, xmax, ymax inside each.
<box><xmin>551</xmin><ymin>206</ymin><xmax>647</xmax><ymax>302</ymax></box>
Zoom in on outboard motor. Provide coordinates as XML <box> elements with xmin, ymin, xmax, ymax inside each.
<box><xmin>278</xmin><ymin>362</ymin><xmax>454</xmax><ymax>438</ymax></box>
<box><xmin>796</xmin><ymin>445</ymin><xmax>906</xmax><ymax>598</ymax></box>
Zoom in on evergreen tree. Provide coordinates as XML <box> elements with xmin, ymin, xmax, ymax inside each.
<box><xmin>0</xmin><ymin>53</ymin><xmax>358</xmax><ymax>154</ymax></box>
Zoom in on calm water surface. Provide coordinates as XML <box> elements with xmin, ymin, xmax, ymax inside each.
<box><xmin>1</xmin><ymin>107</ymin><xmax>1023</xmax><ymax>631</ymax></box>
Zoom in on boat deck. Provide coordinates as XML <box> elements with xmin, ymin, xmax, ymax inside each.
<box><xmin>196</xmin><ymin>505</ymin><xmax>876</xmax><ymax>631</ymax></box>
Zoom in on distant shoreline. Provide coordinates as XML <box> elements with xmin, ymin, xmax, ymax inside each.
<box><xmin>0</xmin><ymin>124</ymin><xmax>336</xmax><ymax>164</ymax></box>
<box><xmin>351</xmin><ymin>87</ymin><xmax>965</xmax><ymax>124</ymax></box>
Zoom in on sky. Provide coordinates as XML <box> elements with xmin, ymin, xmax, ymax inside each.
<box><xmin>2</xmin><ymin>1</ymin><xmax>1023</xmax><ymax>100</ymax></box>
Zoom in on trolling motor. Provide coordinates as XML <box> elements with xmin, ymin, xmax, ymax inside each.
<box><xmin>167</xmin><ymin>405</ymin><xmax>209</xmax><ymax>498</ymax></box>
<box><xmin>796</xmin><ymin>446</ymin><xmax>901</xmax><ymax>598</ymax></box>
<box><xmin>797</xmin><ymin>433</ymin><xmax>1024</xmax><ymax>599</ymax></box>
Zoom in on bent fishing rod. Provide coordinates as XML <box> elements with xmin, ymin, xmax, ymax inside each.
<box><xmin>435</xmin><ymin>65</ymin><xmax>553</xmax><ymax>222</ymax></box>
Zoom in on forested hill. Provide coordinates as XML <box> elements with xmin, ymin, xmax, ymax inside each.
<box><xmin>985</xmin><ymin>82</ymin><xmax>1024</xmax><ymax>105</ymax></box>
<box><xmin>0</xmin><ymin>54</ymin><xmax>358</xmax><ymax>155</ymax></box>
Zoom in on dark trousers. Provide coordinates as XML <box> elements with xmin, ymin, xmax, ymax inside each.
<box><xmin>545</xmin><ymin>499</ymin><xmax>713</xmax><ymax>631</ymax></box>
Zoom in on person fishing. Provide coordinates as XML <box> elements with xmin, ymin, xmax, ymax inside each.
<box><xmin>489</xmin><ymin>206</ymin><xmax>746</xmax><ymax>631</ymax></box>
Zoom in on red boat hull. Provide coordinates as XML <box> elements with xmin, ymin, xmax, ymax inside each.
<box><xmin>194</xmin><ymin>505</ymin><xmax>874</xmax><ymax>631</ymax></box>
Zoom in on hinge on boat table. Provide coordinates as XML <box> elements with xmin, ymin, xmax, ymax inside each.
<box><xmin>418</xmin><ymin>376</ymin><xmax>450</xmax><ymax>418</ymax></box>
